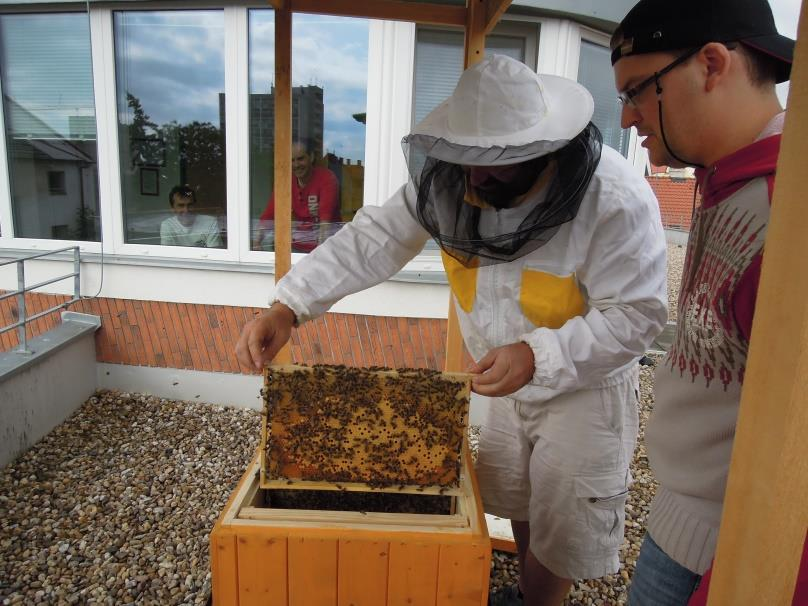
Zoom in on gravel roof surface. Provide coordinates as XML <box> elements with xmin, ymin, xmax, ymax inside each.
<box><xmin>0</xmin><ymin>243</ymin><xmax>687</xmax><ymax>605</ymax></box>
<box><xmin>0</xmin><ymin>395</ymin><xmax>259</xmax><ymax>605</ymax></box>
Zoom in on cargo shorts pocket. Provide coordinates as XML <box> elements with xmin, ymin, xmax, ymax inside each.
<box><xmin>572</xmin><ymin>473</ymin><xmax>629</xmax><ymax>554</ymax></box>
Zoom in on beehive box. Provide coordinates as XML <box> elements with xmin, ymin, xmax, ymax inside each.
<box><xmin>210</xmin><ymin>448</ymin><xmax>491</xmax><ymax>605</ymax></box>
<box><xmin>260</xmin><ymin>364</ymin><xmax>471</xmax><ymax>494</ymax></box>
<box><xmin>210</xmin><ymin>364</ymin><xmax>489</xmax><ymax>605</ymax></box>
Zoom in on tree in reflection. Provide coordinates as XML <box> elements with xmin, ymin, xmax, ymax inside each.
<box><xmin>127</xmin><ymin>92</ymin><xmax>158</xmax><ymax>141</ymax></box>
<box><xmin>125</xmin><ymin>92</ymin><xmax>225</xmax><ymax>215</ymax></box>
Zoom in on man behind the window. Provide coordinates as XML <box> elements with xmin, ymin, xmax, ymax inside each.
<box><xmin>160</xmin><ymin>184</ymin><xmax>222</xmax><ymax>248</ymax></box>
<box><xmin>253</xmin><ymin>141</ymin><xmax>341</xmax><ymax>253</ymax></box>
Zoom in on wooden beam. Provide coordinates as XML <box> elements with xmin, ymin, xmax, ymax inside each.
<box><xmin>274</xmin><ymin>1</ymin><xmax>293</xmax><ymax>364</ymax></box>
<box><xmin>490</xmin><ymin>537</ymin><xmax>518</xmax><ymax>554</ymax></box>
<box><xmin>707</xmin><ymin>4</ymin><xmax>808</xmax><ymax>604</ymax></box>
<box><xmin>483</xmin><ymin>0</ymin><xmax>511</xmax><ymax>35</ymax></box>
<box><xmin>289</xmin><ymin>0</ymin><xmax>466</xmax><ymax>27</ymax></box>
<box><xmin>463</xmin><ymin>0</ymin><xmax>487</xmax><ymax>70</ymax></box>
<box><xmin>239</xmin><ymin>507</ymin><xmax>468</xmax><ymax>528</ymax></box>
<box><xmin>444</xmin><ymin>303</ymin><xmax>464</xmax><ymax>372</ymax></box>
<box><xmin>445</xmin><ymin>1</ymin><xmax>487</xmax><ymax>373</ymax></box>
<box><xmin>261</xmin><ymin>478</ymin><xmax>464</xmax><ymax>497</ymax></box>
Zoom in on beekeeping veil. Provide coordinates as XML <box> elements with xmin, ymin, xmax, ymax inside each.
<box><xmin>403</xmin><ymin>54</ymin><xmax>602</xmax><ymax>266</ymax></box>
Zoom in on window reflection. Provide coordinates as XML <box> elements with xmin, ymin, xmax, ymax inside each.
<box><xmin>161</xmin><ymin>184</ymin><xmax>222</xmax><ymax>248</ymax></box>
<box><xmin>248</xmin><ymin>11</ymin><xmax>368</xmax><ymax>253</ymax></box>
<box><xmin>114</xmin><ymin>10</ymin><xmax>226</xmax><ymax>248</ymax></box>
<box><xmin>0</xmin><ymin>13</ymin><xmax>100</xmax><ymax>241</ymax></box>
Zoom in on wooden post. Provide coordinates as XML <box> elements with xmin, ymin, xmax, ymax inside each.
<box><xmin>463</xmin><ymin>0</ymin><xmax>486</xmax><ymax>69</ymax></box>
<box><xmin>274</xmin><ymin>1</ymin><xmax>293</xmax><ymax>364</ymax></box>
<box><xmin>707</xmin><ymin>4</ymin><xmax>808</xmax><ymax>604</ymax></box>
<box><xmin>444</xmin><ymin>0</ymin><xmax>487</xmax><ymax>373</ymax></box>
<box><xmin>483</xmin><ymin>0</ymin><xmax>511</xmax><ymax>35</ymax></box>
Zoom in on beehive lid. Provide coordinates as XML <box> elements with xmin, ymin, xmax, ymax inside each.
<box><xmin>260</xmin><ymin>364</ymin><xmax>471</xmax><ymax>495</ymax></box>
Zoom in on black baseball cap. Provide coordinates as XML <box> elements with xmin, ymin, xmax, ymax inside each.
<box><xmin>611</xmin><ymin>0</ymin><xmax>794</xmax><ymax>83</ymax></box>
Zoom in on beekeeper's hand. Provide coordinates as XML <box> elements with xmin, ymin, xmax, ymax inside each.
<box><xmin>467</xmin><ymin>342</ymin><xmax>535</xmax><ymax>397</ymax></box>
<box><xmin>235</xmin><ymin>302</ymin><xmax>296</xmax><ymax>370</ymax></box>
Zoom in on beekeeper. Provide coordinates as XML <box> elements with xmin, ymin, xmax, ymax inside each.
<box><xmin>236</xmin><ymin>54</ymin><xmax>667</xmax><ymax>606</ymax></box>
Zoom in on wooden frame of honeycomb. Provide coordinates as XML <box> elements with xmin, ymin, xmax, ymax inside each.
<box><xmin>260</xmin><ymin>364</ymin><xmax>471</xmax><ymax>495</ymax></box>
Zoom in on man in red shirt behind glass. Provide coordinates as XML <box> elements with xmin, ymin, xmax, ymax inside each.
<box><xmin>253</xmin><ymin>141</ymin><xmax>341</xmax><ymax>253</ymax></box>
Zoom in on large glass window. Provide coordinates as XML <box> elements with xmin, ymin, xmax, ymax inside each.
<box><xmin>578</xmin><ymin>39</ymin><xmax>630</xmax><ymax>155</ymax></box>
<box><xmin>248</xmin><ymin>11</ymin><xmax>369</xmax><ymax>253</ymax></box>
<box><xmin>0</xmin><ymin>13</ymin><xmax>100</xmax><ymax>241</ymax></box>
<box><xmin>114</xmin><ymin>10</ymin><xmax>226</xmax><ymax>248</ymax></box>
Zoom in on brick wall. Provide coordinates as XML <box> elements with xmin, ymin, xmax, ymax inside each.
<box><xmin>1</xmin><ymin>292</ymin><xmax>458</xmax><ymax>373</ymax></box>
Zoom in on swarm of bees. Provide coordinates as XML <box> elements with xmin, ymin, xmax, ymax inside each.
<box><xmin>262</xmin><ymin>364</ymin><xmax>470</xmax><ymax>490</ymax></box>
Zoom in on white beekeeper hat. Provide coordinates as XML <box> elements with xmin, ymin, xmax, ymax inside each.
<box><xmin>407</xmin><ymin>54</ymin><xmax>594</xmax><ymax>166</ymax></box>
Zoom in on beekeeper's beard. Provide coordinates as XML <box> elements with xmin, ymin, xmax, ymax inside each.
<box><xmin>467</xmin><ymin>157</ymin><xmax>548</xmax><ymax>209</ymax></box>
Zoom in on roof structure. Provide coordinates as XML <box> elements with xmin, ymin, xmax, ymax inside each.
<box><xmin>647</xmin><ymin>174</ymin><xmax>697</xmax><ymax>231</ymax></box>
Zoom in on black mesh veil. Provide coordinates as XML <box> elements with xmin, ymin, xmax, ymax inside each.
<box><xmin>404</xmin><ymin>123</ymin><xmax>603</xmax><ymax>267</ymax></box>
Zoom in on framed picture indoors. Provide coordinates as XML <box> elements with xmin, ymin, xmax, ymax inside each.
<box><xmin>140</xmin><ymin>167</ymin><xmax>159</xmax><ymax>196</ymax></box>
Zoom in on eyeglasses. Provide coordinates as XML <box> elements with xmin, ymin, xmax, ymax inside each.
<box><xmin>617</xmin><ymin>47</ymin><xmax>700</xmax><ymax>107</ymax></box>
<box><xmin>617</xmin><ymin>43</ymin><xmax>739</xmax><ymax>107</ymax></box>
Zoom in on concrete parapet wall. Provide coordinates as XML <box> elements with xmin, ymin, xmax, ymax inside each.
<box><xmin>0</xmin><ymin>313</ymin><xmax>100</xmax><ymax>468</ymax></box>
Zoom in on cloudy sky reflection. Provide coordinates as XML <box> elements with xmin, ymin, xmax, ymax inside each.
<box><xmin>114</xmin><ymin>10</ymin><xmax>225</xmax><ymax>127</ymax></box>
<box><xmin>249</xmin><ymin>10</ymin><xmax>369</xmax><ymax>162</ymax></box>
<box><xmin>113</xmin><ymin>9</ymin><xmax>369</xmax><ymax>163</ymax></box>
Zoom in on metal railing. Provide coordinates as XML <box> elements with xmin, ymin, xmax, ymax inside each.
<box><xmin>0</xmin><ymin>246</ymin><xmax>81</xmax><ymax>354</ymax></box>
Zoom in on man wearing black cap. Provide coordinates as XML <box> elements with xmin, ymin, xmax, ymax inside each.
<box><xmin>611</xmin><ymin>1</ymin><xmax>794</xmax><ymax>604</ymax></box>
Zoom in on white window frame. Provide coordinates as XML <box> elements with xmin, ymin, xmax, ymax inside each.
<box><xmin>0</xmin><ymin>8</ymin><xmax>103</xmax><ymax>254</ymax></box>
<box><xmin>579</xmin><ymin>25</ymin><xmax>646</xmax><ymax>172</ymax></box>
<box><xmin>0</xmin><ymin>7</ymin><xmax>644</xmax><ymax>293</ymax></box>
<box><xmin>0</xmin><ymin>5</ymin><xmax>262</xmax><ymax>264</ymax></box>
<box><xmin>365</xmin><ymin>20</ymin><xmax>448</xmax><ymax>274</ymax></box>
<box><xmin>364</xmin><ymin>20</ymin><xmax>416</xmax><ymax>209</ymax></box>
<box><xmin>95</xmin><ymin>6</ymin><xmax>239</xmax><ymax>262</ymax></box>
<box><xmin>0</xmin><ymin>46</ymin><xmax>11</xmax><ymax>242</ymax></box>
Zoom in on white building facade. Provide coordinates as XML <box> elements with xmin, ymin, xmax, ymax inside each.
<box><xmin>0</xmin><ymin>0</ymin><xmax>645</xmax><ymax>406</ymax></box>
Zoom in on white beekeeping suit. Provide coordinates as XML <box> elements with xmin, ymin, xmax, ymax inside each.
<box><xmin>269</xmin><ymin>54</ymin><xmax>667</xmax><ymax>585</ymax></box>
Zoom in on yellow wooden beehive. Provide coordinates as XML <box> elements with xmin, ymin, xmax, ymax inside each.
<box><xmin>210</xmin><ymin>364</ymin><xmax>490</xmax><ymax>605</ymax></box>
<box><xmin>210</xmin><ymin>449</ymin><xmax>490</xmax><ymax>605</ymax></box>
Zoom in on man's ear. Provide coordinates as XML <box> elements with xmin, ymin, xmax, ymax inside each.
<box><xmin>700</xmin><ymin>42</ymin><xmax>733</xmax><ymax>92</ymax></box>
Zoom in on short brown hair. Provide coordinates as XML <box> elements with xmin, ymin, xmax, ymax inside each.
<box><xmin>737</xmin><ymin>44</ymin><xmax>780</xmax><ymax>88</ymax></box>
<box><xmin>168</xmin><ymin>184</ymin><xmax>196</xmax><ymax>207</ymax></box>
<box><xmin>657</xmin><ymin>44</ymin><xmax>778</xmax><ymax>90</ymax></box>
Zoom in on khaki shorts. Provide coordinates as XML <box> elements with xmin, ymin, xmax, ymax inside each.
<box><xmin>476</xmin><ymin>365</ymin><xmax>639</xmax><ymax>580</ymax></box>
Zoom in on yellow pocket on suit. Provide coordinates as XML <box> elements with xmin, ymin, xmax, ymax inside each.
<box><xmin>441</xmin><ymin>251</ymin><xmax>479</xmax><ymax>313</ymax></box>
<box><xmin>520</xmin><ymin>269</ymin><xmax>585</xmax><ymax>329</ymax></box>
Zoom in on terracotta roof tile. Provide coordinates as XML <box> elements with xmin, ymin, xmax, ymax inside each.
<box><xmin>646</xmin><ymin>175</ymin><xmax>698</xmax><ymax>230</ymax></box>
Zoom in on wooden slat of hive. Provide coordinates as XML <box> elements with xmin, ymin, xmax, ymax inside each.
<box><xmin>260</xmin><ymin>364</ymin><xmax>471</xmax><ymax>492</ymax></box>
